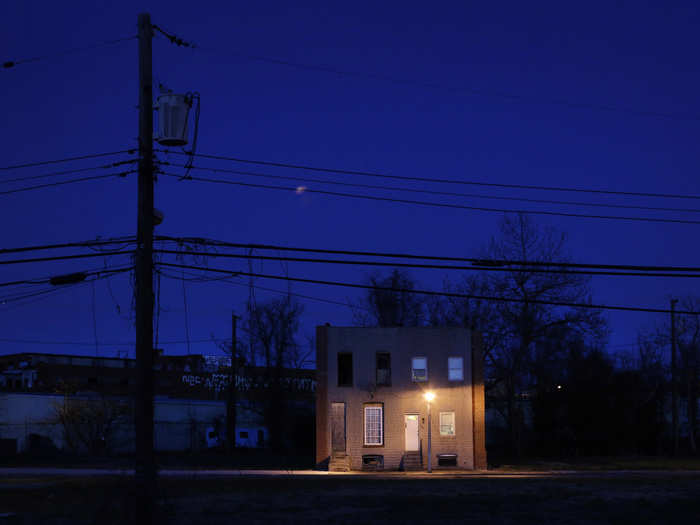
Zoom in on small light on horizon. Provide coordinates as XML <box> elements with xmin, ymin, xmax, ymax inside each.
<box><xmin>424</xmin><ymin>391</ymin><xmax>435</xmax><ymax>402</ymax></box>
<box><xmin>296</xmin><ymin>185</ymin><xmax>307</xmax><ymax>195</ymax></box>
<box><xmin>557</xmin><ymin>385</ymin><xmax>562</xmax><ymax>390</ymax></box>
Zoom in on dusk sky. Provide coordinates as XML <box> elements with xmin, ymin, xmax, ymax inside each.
<box><xmin>2</xmin><ymin>1</ymin><xmax>700</xmax><ymax>363</ymax></box>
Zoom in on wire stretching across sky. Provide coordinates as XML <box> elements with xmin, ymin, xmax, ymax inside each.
<box><xmin>2</xmin><ymin>35</ymin><xmax>136</xmax><ymax>70</ymax></box>
<box><xmin>156</xmin><ymin>235</ymin><xmax>700</xmax><ymax>273</ymax></box>
<box><xmin>159</xmin><ymin>172</ymin><xmax>700</xmax><ymax>226</ymax></box>
<box><xmin>160</xmin><ymin>150</ymin><xmax>700</xmax><ymax>202</ymax></box>
<box><xmin>0</xmin><ymin>171</ymin><xmax>134</xmax><ymax>197</ymax></box>
<box><xmin>154</xmin><ymin>249</ymin><xmax>700</xmax><ymax>279</ymax></box>
<box><xmin>160</xmin><ymin>161</ymin><xmax>700</xmax><ymax>215</ymax></box>
<box><xmin>0</xmin><ymin>160</ymin><xmax>136</xmax><ymax>186</ymax></box>
<box><xmin>0</xmin><ymin>267</ymin><xmax>133</xmax><ymax>310</ymax></box>
<box><xmin>153</xmin><ymin>27</ymin><xmax>700</xmax><ymax>123</ymax></box>
<box><xmin>0</xmin><ymin>237</ymin><xmax>136</xmax><ymax>256</ymax></box>
<box><xmin>157</xmin><ymin>261</ymin><xmax>700</xmax><ymax>316</ymax></box>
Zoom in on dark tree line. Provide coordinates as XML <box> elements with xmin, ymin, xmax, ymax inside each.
<box><xmin>354</xmin><ymin>214</ymin><xmax>698</xmax><ymax>459</ymax></box>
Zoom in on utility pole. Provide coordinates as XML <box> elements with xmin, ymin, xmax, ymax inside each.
<box><xmin>427</xmin><ymin>398</ymin><xmax>432</xmax><ymax>473</ymax></box>
<box><xmin>227</xmin><ymin>313</ymin><xmax>238</xmax><ymax>454</ymax></box>
<box><xmin>135</xmin><ymin>12</ymin><xmax>155</xmax><ymax>524</ymax></box>
<box><xmin>671</xmin><ymin>298</ymin><xmax>679</xmax><ymax>456</ymax></box>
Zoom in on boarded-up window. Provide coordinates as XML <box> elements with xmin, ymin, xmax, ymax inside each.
<box><xmin>376</xmin><ymin>353</ymin><xmax>391</xmax><ymax>386</ymax></box>
<box><xmin>338</xmin><ymin>353</ymin><xmax>353</xmax><ymax>387</ymax></box>
<box><xmin>364</xmin><ymin>404</ymin><xmax>383</xmax><ymax>446</ymax></box>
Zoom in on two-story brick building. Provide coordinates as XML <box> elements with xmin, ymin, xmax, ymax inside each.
<box><xmin>315</xmin><ymin>326</ymin><xmax>486</xmax><ymax>471</ymax></box>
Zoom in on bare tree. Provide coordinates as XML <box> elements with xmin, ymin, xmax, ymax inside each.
<box><xmin>353</xmin><ymin>269</ymin><xmax>425</xmax><ymax>327</ymax></box>
<box><xmin>431</xmin><ymin>214</ymin><xmax>605</xmax><ymax>457</ymax></box>
<box><xmin>643</xmin><ymin>297</ymin><xmax>700</xmax><ymax>454</ymax></box>
<box><xmin>244</xmin><ymin>294</ymin><xmax>304</xmax><ymax>450</ymax></box>
<box><xmin>53</xmin><ymin>396</ymin><xmax>131</xmax><ymax>455</ymax></box>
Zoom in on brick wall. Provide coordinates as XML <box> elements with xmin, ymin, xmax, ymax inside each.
<box><xmin>317</xmin><ymin>327</ymin><xmax>480</xmax><ymax>470</ymax></box>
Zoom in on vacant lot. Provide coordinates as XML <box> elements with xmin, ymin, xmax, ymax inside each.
<box><xmin>1</xmin><ymin>472</ymin><xmax>700</xmax><ymax>524</ymax></box>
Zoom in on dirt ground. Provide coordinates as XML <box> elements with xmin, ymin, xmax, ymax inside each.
<box><xmin>1</xmin><ymin>472</ymin><xmax>700</xmax><ymax>524</ymax></box>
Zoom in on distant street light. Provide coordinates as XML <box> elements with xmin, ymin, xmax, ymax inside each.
<box><xmin>424</xmin><ymin>391</ymin><xmax>435</xmax><ymax>473</ymax></box>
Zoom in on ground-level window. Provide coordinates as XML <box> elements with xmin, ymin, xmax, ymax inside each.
<box><xmin>440</xmin><ymin>411</ymin><xmax>455</xmax><ymax>436</ymax></box>
<box><xmin>448</xmin><ymin>357</ymin><xmax>464</xmax><ymax>381</ymax></box>
<box><xmin>364</xmin><ymin>404</ymin><xmax>384</xmax><ymax>446</ymax></box>
<box><xmin>411</xmin><ymin>357</ymin><xmax>427</xmax><ymax>382</ymax></box>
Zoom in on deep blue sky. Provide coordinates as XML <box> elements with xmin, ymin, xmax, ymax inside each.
<box><xmin>2</xmin><ymin>1</ymin><xmax>699</xmax><ymax>363</ymax></box>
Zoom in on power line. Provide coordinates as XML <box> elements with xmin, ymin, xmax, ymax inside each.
<box><xmin>0</xmin><ymin>268</ymin><xmax>133</xmax><ymax>309</ymax></box>
<box><xmin>0</xmin><ymin>251</ymin><xmax>133</xmax><ymax>267</ymax></box>
<box><xmin>0</xmin><ymin>159</ymin><xmax>136</xmax><ymax>185</ymax></box>
<box><xmin>159</xmin><ymin>172</ymin><xmax>700</xmax><ymax>226</ymax></box>
<box><xmin>3</xmin><ymin>35</ymin><xmax>136</xmax><ymax>70</ymax></box>
<box><xmin>0</xmin><ymin>267</ymin><xmax>132</xmax><ymax>289</ymax></box>
<box><xmin>181</xmin><ymin>44</ymin><xmax>700</xmax><ymax>122</ymax></box>
<box><xmin>156</xmin><ymin>235</ymin><xmax>700</xmax><ymax>273</ymax></box>
<box><xmin>0</xmin><ymin>171</ymin><xmax>133</xmax><ymax>197</ymax></box>
<box><xmin>158</xmin><ymin>261</ymin><xmax>700</xmax><ymax>316</ymax></box>
<box><xmin>0</xmin><ymin>149</ymin><xmax>136</xmax><ymax>171</ymax></box>
<box><xmin>160</xmin><ymin>161</ymin><xmax>700</xmax><ymax>215</ymax></box>
<box><xmin>157</xmin><ymin>266</ymin><xmax>364</xmax><ymax>312</ymax></box>
<box><xmin>0</xmin><ymin>237</ymin><xmax>135</xmax><ymax>256</ymax></box>
<box><xmin>0</xmin><ymin>336</ymin><xmax>223</xmax><ymax>347</ymax></box>
<box><xmin>154</xmin><ymin>248</ymin><xmax>700</xmax><ymax>279</ymax></box>
<box><xmin>158</xmin><ymin>150</ymin><xmax>700</xmax><ymax>202</ymax></box>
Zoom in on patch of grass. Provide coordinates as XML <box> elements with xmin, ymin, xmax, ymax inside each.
<box><xmin>2</xmin><ymin>474</ymin><xmax>700</xmax><ymax>524</ymax></box>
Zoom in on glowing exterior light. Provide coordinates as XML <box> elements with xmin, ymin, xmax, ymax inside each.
<box><xmin>296</xmin><ymin>186</ymin><xmax>307</xmax><ymax>195</ymax></box>
<box><xmin>556</xmin><ymin>385</ymin><xmax>562</xmax><ymax>390</ymax></box>
<box><xmin>424</xmin><ymin>391</ymin><xmax>435</xmax><ymax>402</ymax></box>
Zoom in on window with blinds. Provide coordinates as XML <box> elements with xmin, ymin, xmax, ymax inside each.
<box><xmin>448</xmin><ymin>357</ymin><xmax>464</xmax><ymax>381</ymax></box>
<box><xmin>440</xmin><ymin>411</ymin><xmax>455</xmax><ymax>436</ymax></box>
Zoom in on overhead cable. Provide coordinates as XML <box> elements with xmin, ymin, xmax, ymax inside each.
<box><xmin>156</xmin><ymin>235</ymin><xmax>700</xmax><ymax>273</ymax></box>
<box><xmin>158</xmin><ymin>151</ymin><xmax>700</xmax><ymax>201</ymax></box>
<box><xmin>0</xmin><ymin>251</ymin><xmax>132</xmax><ymax>266</ymax></box>
<box><xmin>158</xmin><ymin>262</ymin><xmax>700</xmax><ymax>316</ymax></box>
<box><xmin>184</xmin><ymin>45</ymin><xmax>700</xmax><ymax>122</ymax></box>
<box><xmin>0</xmin><ymin>171</ymin><xmax>134</xmax><ymax>197</ymax></box>
<box><xmin>0</xmin><ymin>267</ymin><xmax>132</xmax><ymax>289</ymax></box>
<box><xmin>154</xmin><ymin>249</ymin><xmax>700</xmax><ymax>279</ymax></box>
<box><xmin>0</xmin><ymin>159</ymin><xmax>136</xmax><ymax>185</ymax></box>
<box><xmin>158</xmin><ymin>172</ymin><xmax>700</xmax><ymax>226</ymax></box>
<box><xmin>159</xmin><ymin>162</ymin><xmax>700</xmax><ymax>215</ymax></box>
<box><xmin>0</xmin><ymin>149</ymin><xmax>136</xmax><ymax>171</ymax></box>
<box><xmin>0</xmin><ymin>237</ymin><xmax>135</xmax><ymax>256</ymax></box>
<box><xmin>3</xmin><ymin>36</ymin><xmax>136</xmax><ymax>70</ymax></box>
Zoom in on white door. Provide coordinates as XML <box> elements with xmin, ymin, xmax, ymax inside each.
<box><xmin>405</xmin><ymin>414</ymin><xmax>419</xmax><ymax>451</ymax></box>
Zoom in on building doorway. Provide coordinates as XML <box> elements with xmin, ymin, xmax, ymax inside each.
<box><xmin>405</xmin><ymin>414</ymin><xmax>419</xmax><ymax>451</ymax></box>
<box><xmin>331</xmin><ymin>402</ymin><xmax>346</xmax><ymax>453</ymax></box>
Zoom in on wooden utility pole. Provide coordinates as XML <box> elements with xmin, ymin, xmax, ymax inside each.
<box><xmin>135</xmin><ymin>12</ymin><xmax>155</xmax><ymax>523</ymax></box>
<box><xmin>227</xmin><ymin>313</ymin><xmax>238</xmax><ymax>454</ymax></box>
<box><xmin>671</xmin><ymin>298</ymin><xmax>679</xmax><ymax>456</ymax></box>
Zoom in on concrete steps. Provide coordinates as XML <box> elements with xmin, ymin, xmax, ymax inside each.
<box><xmin>329</xmin><ymin>454</ymin><xmax>351</xmax><ymax>472</ymax></box>
<box><xmin>402</xmin><ymin>452</ymin><xmax>423</xmax><ymax>471</ymax></box>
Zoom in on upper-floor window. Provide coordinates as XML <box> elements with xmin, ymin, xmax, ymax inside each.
<box><xmin>411</xmin><ymin>357</ymin><xmax>427</xmax><ymax>382</ymax></box>
<box><xmin>376</xmin><ymin>352</ymin><xmax>391</xmax><ymax>386</ymax></box>
<box><xmin>448</xmin><ymin>357</ymin><xmax>464</xmax><ymax>381</ymax></box>
<box><xmin>337</xmin><ymin>352</ymin><xmax>353</xmax><ymax>387</ymax></box>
